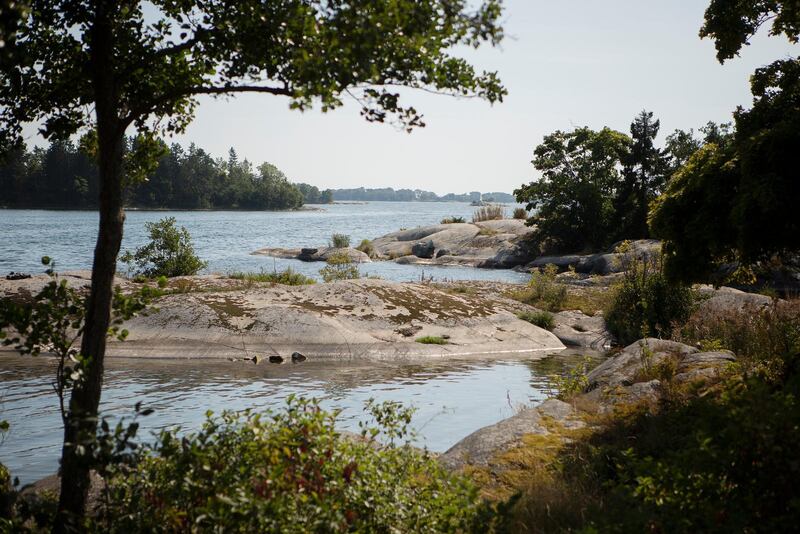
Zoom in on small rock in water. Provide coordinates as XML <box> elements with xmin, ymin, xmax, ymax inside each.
<box><xmin>268</xmin><ymin>355</ymin><xmax>284</xmax><ymax>364</ymax></box>
<box><xmin>291</xmin><ymin>351</ymin><xmax>307</xmax><ymax>363</ymax></box>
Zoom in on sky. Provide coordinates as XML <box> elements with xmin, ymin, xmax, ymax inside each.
<box><xmin>24</xmin><ymin>1</ymin><xmax>800</xmax><ymax>195</ymax></box>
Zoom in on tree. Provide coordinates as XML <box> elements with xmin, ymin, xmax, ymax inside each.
<box><xmin>664</xmin><ymin>128</ymin><xmax>701</xmax><ymax>175</ymax></box>
<box><xmin>650</xmin><ymin>2</ymin><xmax>800</xmax><ymax>282</ymax></box>
<box><xmin>514</xmin><ymin>127</ymin><xmax>631</xmax><ymax>253</ymax></box>
<box><xmin>0</xmin><ymin>0</ymin><xmax>505</xmax><ymax>525</ymax></box>
<box><xmin>121</xmin><ymin>217</ymin><xmax>208</xmax><ymax>278</ymax></box>
<box><xmin>613</xmin><ymin>110</ymin><xmax>668</xmax><ymax>240</ymax></box>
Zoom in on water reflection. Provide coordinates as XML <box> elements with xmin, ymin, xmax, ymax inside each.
<box><xmin>0</xmin><ymin>350</ymin><xmax>600</xmax><ymax>485</ymax></box>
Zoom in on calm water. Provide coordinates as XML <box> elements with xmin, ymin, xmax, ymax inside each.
<box><xmin>0</xmin><ymin>353</ymin><xmax>596</xmax><ymax>485</ymax></box>
<box><xmin>0</xmin><ymin>203</ymin><xmax>529</xmax><ymax>283</ymax></box>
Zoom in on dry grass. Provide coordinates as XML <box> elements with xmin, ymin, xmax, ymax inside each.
<box><xmin>472</xmin><ymin>204</ymin><xmax>506</xmax><ymax>222</ymax></box>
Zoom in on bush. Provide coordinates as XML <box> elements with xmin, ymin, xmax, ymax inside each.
<box><xmin>472</xmin><ymin>204</ymin><xmax>505</xmax><ymax>222</ymax></box>
<box><xmin>525</xmin><ymin>264</ymin><xmax>568</xmax><ymax>312</ymax></box>
<box><xmin>355</xmin><ymin>239</ymin><xmax>376</xmax><ymax>258</ymax></box>
<box><xmin>551</xmin><ymin>357</ymin><xmax>592</xmax><ymax>400</ymax></box>
<box><xmin>330</xmin><ymin>233</ymin><xmax>351</xmax><ymax>248</ymax></box>
<box><xmin>101</xmin><ymin>398</ymin><xmax>490</xmax><ymax>533</ymax></box>
<box><xmin>441</xmin><ymin>216</ymin><xmax>466</xmax><ymax>224</ymax></box>
<box><xmin>319</xmin><ymin>252</ymin><xmax>360</xmax><ymax>282</ymax></box>
<box><xmin>512</xmin><ymin>207</ymin><xmax>527</xmax><ymax>219</ymax></box>
<box><xmin>604</xmin><ymin>247</ymin><xmax>694</xmax><ymax>345</ymax></box>
<box><xmin>121</xmin><ymin>217</ymin><xmax>207</xmax><ymax>278</ymax></box>
<box><xmin>677</xmin><ymin>298</ymin><xmax>800</xmax><ymax>378</ymax></box>
<box><xmin>229</xmin><ymin>268</ymin><xmax>315</xmax><ymax>286</ymax></box>
<box><xmin>415</xmin><ymin>335</ymin><xmax>448</xmax><ymax>345</ymax></box>
<box><xmin>517</xmin><ymin>310</ymin><xmax>555</xmax><ymax>330</ymax></box>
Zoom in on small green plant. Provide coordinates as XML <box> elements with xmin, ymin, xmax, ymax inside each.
<box><xmin>319</xmin><ymin>252</ymin><xmax>360</xmax><ymax>282</ymax></box>
<box><xmin>100</xmin><ymin>397</ymin><xmax>490</xmax><ymax>533</ymax></box>
<box><xmin>604</xmin><ymin>246</ymin><xmax>694</xmax><ymax>345</ymax></box>
<box><xmin>229</xmin><ymin>267</ymin><xmax>315</xmax><ymax>286</ymax></box>
<box><xmin>472</xmin><ymin>203</ymin><xmax>506</xmax><ymax>222</ymax></box>
<box><xmin>330</xmin><ymin>233</ymin><xmax>351</xmax><ymax>248</ymax></box>
<box><xmin>512</xmin><ymin>207</ymin><xmax>527</xmax><ymax>219</ymax></box>
<box><xmin>551</xmin><ymin>357</ymin><xmax>592</xmax><ymax>400</ymax></box>
<box><xmin>517</xmin><ymin>310</ymin><xmax>555</xmax><ymax>330</ymax></box>
<box><xmin>355</xmin><ymin>238</ymin><xmax>376</xmax><ymax>258</ymax></box>
<box><xmin>415</xmin><ymin>335</ymin><xmax>448</xmax><ymax>345</ymax></box>
<box><xmin>441</xmin><ymin>216</ymin><xmax>466</xmax><ymax>224</ymax></box>
<box><xmin>525</xmin><ymin>264</ymin><xmax>568</xmax><ymax>312</ymax></box>
<box><xmin>121</xmin><ymin>217</ymin><xmax>207</xmax><ymax>278</ymax></box>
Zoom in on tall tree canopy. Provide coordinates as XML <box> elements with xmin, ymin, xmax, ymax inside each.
<box><xmin>0</xmin><ymin>0</ymin><xmax>505</xmax><ymax>526</ymax></box>
<box><xmin>514</xmin><ymin>127</ymin><xmax>631</xmax><ymax>253</ymax></box>
<box><xmin>613</xmin><ymin>110</ymin><xmax>669</xmax><ymax>240</ymax></box>
<box><xmin>650</xmin><ymin>1</ymin><xmax>799</xmax><ymax>282</ymax></box>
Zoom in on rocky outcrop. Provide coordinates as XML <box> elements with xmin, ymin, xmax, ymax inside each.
<box><xmin>1</xmin><ymin>274</ymin><xmax>565</xmax><ymax>361</ymax></box>
<box><xmin>442</xmin><ymin>338</ymin><xmax>736</xmax><ymax>478</ymax></box>
<box><xmin>252</xmin><ymin>246</ymin><xmax>371</xmax><ymax>263</ymax></box>
<box><xmin>526</xmin><ymin>240</ymin><xmax>661</xmax><ymax>275</ymax></box>
<box><xmin>552</xmin><ymin>310</ymin><xmax>613</xmax><ymax>350</ymax></box>
<box><xmin>439</xmin><ymin>399</ymin><xmax>585</xmax><ymax>471</ymax></box>
<box><xmin>370</xmin><ymin>219</ymin><xmax>535</xmax><ymax>268</ymax></box>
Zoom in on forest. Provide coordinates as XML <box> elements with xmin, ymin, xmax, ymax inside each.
<box><xmin>0</xmin><ymin>139</ymin><xmax>332</xmax><ymax>210</ymax></box>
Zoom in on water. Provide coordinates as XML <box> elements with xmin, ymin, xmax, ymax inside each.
<box><xmin>0</xmin><ymin>352</ymin><xmax>595</xmax><ymax>486</ymax></box>
<box><xmin>0</xmin><ymin>203</ymin><xmax>530</xmax><ymax>283</ymax></box>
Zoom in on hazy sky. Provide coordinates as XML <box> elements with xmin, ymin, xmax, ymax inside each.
<box><xmin>25</xmin><ymin>1</ymin><xmax>799</xmax><ymax>194</ymax></box>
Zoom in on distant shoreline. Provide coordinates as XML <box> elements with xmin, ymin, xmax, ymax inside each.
<box><xmin>0</xmin><ymin>205</ymin><xmax>327</xmax><ymax>212</ymax></box>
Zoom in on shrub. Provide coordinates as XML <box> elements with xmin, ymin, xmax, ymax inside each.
<box><xmin>101</xmin><ymin>398</ymin><xmax>489</xmax><ymax>533</ymax></box>
<box><xmin>551</xmin><ymin>357</ymin><xmax>592</xmax><ymax>400</ymax></box>
<box><xmin>517</xmin><ymin>310</ymin><xmax>555</xmax><ymax>330</ymax></box>
<box><xmin>604</xmin><ymin>248</ymin><xmax>694</xmax><ymax>345</ymax></box>
<box><xmin>512</xmin><ymin>207</ymin><xmax>527</xmax><ymax>219</ymax></box>
<box><xmin>319</xmin><ymin>252</ymin><xmax>360</xmax><ymax>282</ymax></box>
<box><xmin>472</xmin><ymin>204</ymin><xmax>505</xmax><ymax>222</ymax></box>
<box><xmin>525</xmin><ymin>264</ymin><xmax>568</xmax><ymax>312</ymax></box>
<box><xmin>121</xmin><ymin>217</ymin><xmax>207</xmax><ymax>278</ymax></box>
<box><xmin>677</xmin><ymin>298</ymin><xmax>800</xmax><ymax>378</ymax></box>
<box><xmin>330</xmin><ymin>233</ymin><xmax>351</xmax><ymax>248</ymax></box>
<box><xmin>415</xmin><ymin>336</ymin><xmax>448</xmax><ymax>345</ymax></box>
<box><xmin>441</xmin><ymin>216</ymin><xmax>466</xmax><ymax>224</ymax></box>
<box><xmin>355</xmin><ymin>239</ymin><xmax>376</xmax><ymax>258</ymax></box>
<box><xmin>229</xmin><ymin>268</ymin><xmax>315</xmax><ymax>286</ymax></box>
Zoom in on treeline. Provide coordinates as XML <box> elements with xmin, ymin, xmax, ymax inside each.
<box><xmin>0</xmin><ymin>140</ymin><xmax>332</xmax><ymax>210</ymax></box>
<box><xmin>331</xmin><ymin>187</ymin><xmax>515</xmax><ymax>203</ymax></box>
<box><xmin>515</xmin><ymin>112</ymin><xmax>734</xmax><ymax>254</ymax></box>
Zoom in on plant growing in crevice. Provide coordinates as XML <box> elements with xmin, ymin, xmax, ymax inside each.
<box><xmin>319</xmin><ymin>252</ymin><xmax>360</xmax><ymax>282</ymax></box>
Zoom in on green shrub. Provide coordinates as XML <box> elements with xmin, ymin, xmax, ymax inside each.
<box><xmin>517</xmin><ymin>310</ymin><xmax>555</xmax><ymax>330</ymax></box>
<box><xmin>523</xmin><ymin>264</ymin><xmax>568</xmax><ymax>312</ymax></box>
<box><xmin>229</xmin><ymin>268</ymin><xmax>315</xmax><ymax>286</ymax></box>
<box><xmin>441</xmin><ymin>216</ymin><xmax>466</xmax><ymax>224</ymax></box>
<box><xmin>415</xmin><ymin>336</ymin><xmax>448</xmax><ymax>345</ymax></box>
<box><xmin>330</xmin><ymin>233</ymin><xmax>351</xmax><ymax>248</ymax></box>
<box><xmin>551</xmin><ymin>357</ymin><xmax>592</xmax><ymax>400</ymax></box>
<box><xmin>101</xmin><ymin>398</ymin><xmax>490</xmax><ymax>533</ymax></box>
<box><xmin>472</xmin><ymin>204</ymin><xmax>505</xmax><ymax>222</ymax></box>
<box><xmin>319</xmin><ymin>252</ymin><xmax>360</xmax><ymax>282</ymax></box>
<box><xmin>604</xmin><ymin>248</ymin><xmax>694</xmax><ymax>345</ymax></box>
<box><xmin>121</xmin><ymin>217</ymin><xmax>207</xmax><ymax>278</ymax></box>
<box><xmin>355</xmin><ymin>239</ymin><xmax>376</xmax><ymax>258</ymax></box>
<box><xmin>512</xmin><ymin>207</ymin><xmax>527</xmax><ymax>219</ymax></box>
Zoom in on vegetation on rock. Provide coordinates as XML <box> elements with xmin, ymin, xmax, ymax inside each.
<box><xmin>228</xmin><ymin>268</ymin><xmax>315</xmax><ymax>286</ymax></box>
<box><xmin>472</xmin><ymin>204</ymin><xmax>506</xmax><ymax>222</ymax></box>
<box><xmin>319</xmin><ymin>252</ymin><xmax>361</xmax><ymax>283</ymax></box>
<box><xmin>121</xmin><ymin>217</ymin><xmax>207</xmax><ymax>278</ymax></box>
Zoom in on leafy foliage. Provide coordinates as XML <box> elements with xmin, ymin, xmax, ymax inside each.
<box><xmin>650</xmin><ymin>59</ymin><xmax>800</xmax><ymax>282</ymax></box>
<box><xmin>121</xmin><ymin>217</ymin><xmax>207</xmax><ymax>278</ymax></box>
<box><xmin>604</xmin><ymin>245</ymin><xmax>694</xmax><ymax>345</ymax></box>
<box><xmin>441</xmin><ymin>216</ymin><xmax>466</xmax><ymax>224</ymax></box>
<box><xmin>319</xmin><ymin>252</ymin><xmax>360</xmax><ymax>282</ymax></box>
<box><xmin>520</xmin><ymin>264</ymin><xmax>568</xmax><ymax>312</ymax></box>
<box><xmin>515</xmin><ymin>127</ymin><xmax>631</xmax><ymax>253</ymax></box>
<box><xmin>330</xmin><ymin>233</ymin><xmax>351</xmax><ymax>249</ymax></box>
<box><xmin>100</xmin><ymin>398</ymin><xmax>490</xmax><ymax>533</ymax></box>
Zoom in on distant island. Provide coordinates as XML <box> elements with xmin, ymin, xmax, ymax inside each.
<box><xmin>330</xmin><ymin>188</ymin><xmax>515</xmax><ymax>203</ymax></box>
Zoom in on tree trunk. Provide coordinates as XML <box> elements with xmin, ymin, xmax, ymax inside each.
<box><xmin>56</xmin><ymin>2</ymin><xmax>124</xmax><ymax>529</ymax></box>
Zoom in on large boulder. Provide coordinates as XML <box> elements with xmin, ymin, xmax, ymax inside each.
<box><xmin>552</xmin><ymin>310</ymin><xmax>613</xmax><ymax>350</ymax></box>
<box><xmin>411</xmin><ymin>240</ymin><xmax>435</xmax><ymax>259</ymax></box>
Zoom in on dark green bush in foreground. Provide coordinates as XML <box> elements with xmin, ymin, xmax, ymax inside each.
<box><xmin>100</xmin><ymin>397</ymin><xmax>490</xmax><ymax>533</ymax></box>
